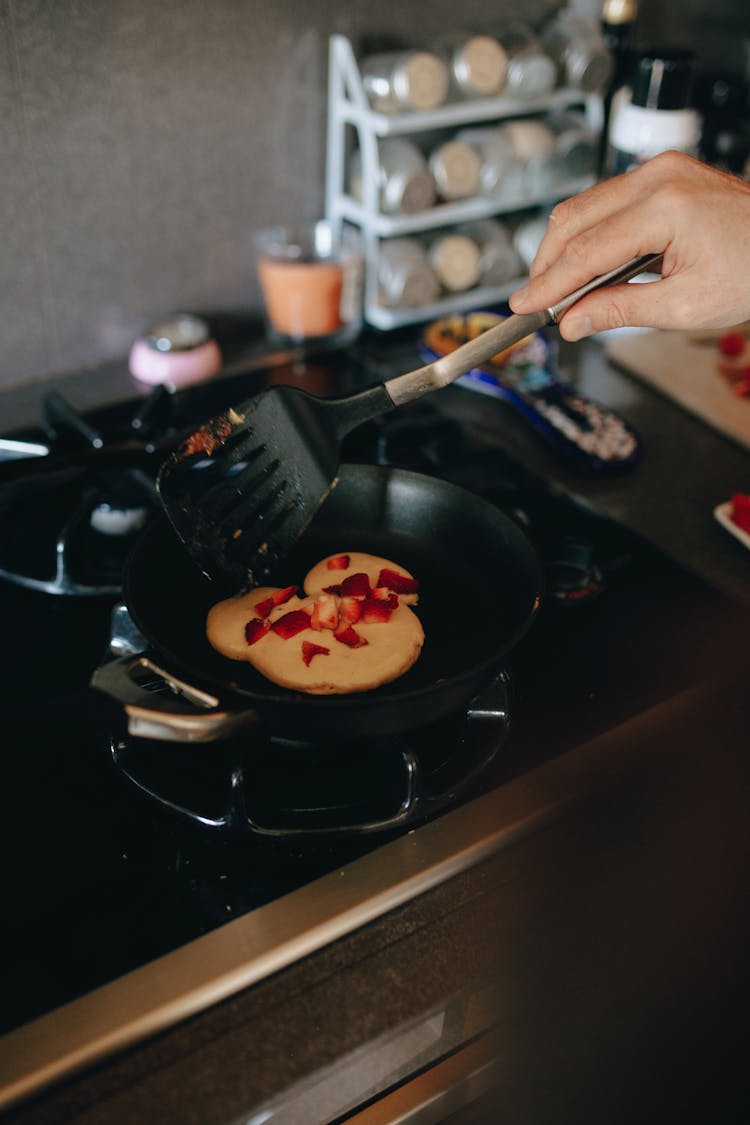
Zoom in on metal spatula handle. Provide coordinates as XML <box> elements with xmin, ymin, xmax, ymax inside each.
<box><xmin>384</xmin><ymin>253</ymin><xmax>664</xmax><ymax>407</ymax></box>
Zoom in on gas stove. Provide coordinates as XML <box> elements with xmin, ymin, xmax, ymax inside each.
<box><xmin>2</xmin><ymin>340</ymin><xmax>748</xmax><ymax>1114</ymax></box>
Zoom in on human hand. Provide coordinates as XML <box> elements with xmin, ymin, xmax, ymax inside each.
<box><xmin>509</xmin><ymin>151</ymin><xmax>750</xmax><ymax>340</ymax></box>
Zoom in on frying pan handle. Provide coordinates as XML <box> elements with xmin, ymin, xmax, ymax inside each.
<box><xmin>92</xmin><ymin>654</ymin><xmax>260</xmax><ymax>743</ymax></box>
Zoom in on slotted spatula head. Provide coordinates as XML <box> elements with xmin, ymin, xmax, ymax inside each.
<box><xmin>157</xmin><ymin>385</ymin><xmax>345</xmax><ymax>591</ymax></box>
<box><xmin>158</xmin><ymin>254</ymin><xmax>664</xmax><ymax>591</ymax></box>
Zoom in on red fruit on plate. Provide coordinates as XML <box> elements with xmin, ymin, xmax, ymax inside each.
<box><xmin>244</xmin><ymin>618</ymin><xmax>270</xmax><ymax>645</ymax></box>
<box><xmin>310</xmin><ymin>593</ymin><xmax>339</xmax><ymax>632</ymax></box>
<box><xmin>376</xmin><ymin>568</ymin><xmax>419</xmax><ymax>595</ymax></box>
<box><xmin>371</xmin><ymin>589</ymin><xmax>399</xmax><ymax>609</ymax></box>
<box><xmin>301</xmin><ymin>641</ymin><xmax>330</xmax><ymax>666</ymax></box>
<box><xmin>340</xmin><ymin>596</ymin><xmax>362</xmax><ymax>624</ymax></box>
<box><xmin>732</xmin><ymin>378</ymin><xmax>750</xmax><ymax>398</ymax></box>
<box><xmin>719</xmin><ymin>332</ymin><xmax>746</xmax><ymax>358</ymax></box>
<box><xmin>334</xmin><ymin>624</ymin><xmax>368</xmax><ymax>648</ymax></box>
<box><xmin>270</xmin><ymin>610</ymin><xmax>312</xmax><ymax>639</ymax></box>
<box><xmin>730</xmin><ymin>493</ymin><xmax>750</xmax><ymax>534</ymax></box>
<box><xmin>326</xmin><ymin>554</ymin><xmax>350</xmax><ymax>570</ymax></box>
<box><xmin>360</xmin><ymin>596</ymin><xmax>396</xmax><ymax>623</ymax></box>
<box><xmin>255</xmin><ymin>585</ymin><xmax>299</xmax><ymax>620</ymax></box>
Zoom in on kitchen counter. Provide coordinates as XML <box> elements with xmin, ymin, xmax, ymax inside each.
<box><xmin>3</xmin><ymin>329</ymin><xmax>750</xmax><ymax>1124</ymax></box>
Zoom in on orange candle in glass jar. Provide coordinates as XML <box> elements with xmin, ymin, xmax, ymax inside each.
<box><xmin>257</xmin><ymin>257</ymin><xmax>345</xmax><ymax>338</ymax></box>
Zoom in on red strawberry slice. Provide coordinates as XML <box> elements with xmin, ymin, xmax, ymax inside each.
<box><xmin>340</xmin><ymin>595</ymin><xmax>362</xmax><ymax>624</ymax></box>
<box><xmin>326</xmin><ymin>554</ymin><xmax>350</xmax><ymax>570</ymax></box>
<box><xmin>360</xmin><ymin>596</ymin><xmax>396</xmax><ymax>623</ymax></box>
<box><xmin>334</xmin><ymin>624</ymin><xmax>368</xmax><ymax>648</ymax></box>
<box><xmin>302</xmin><ymin>641</ymin><xmax>330</xmax><ymax>666</ymax></box>
<box><xmin>323</xmin><ymin>571</ymin><xmax>371</xmax><ymax>597</ymax></box>
<box><xmin>244</xmin><ymin>618</ymin><xmax>270</xmax><ymax>645</ymax></box>
<box><xmin>270</xmin><ymin>610</ymin><xmax>311</xmax><ymax>639</ymax></box>
<box><xmin>255</xmin><ymin>584</ymin><xmax>298</xmax><ymax>619</ymax></box>
<box><xmin>371</xmin><ymin>589</ymin><xmax>399</xmax><ymax>609</ymax></box>
<box><xmin>376</xmin><ymin>568</ymin><xmax>419</xmax><ymax>595</ymax></box>
<box><xmin>310</xmin><ymin>593</ymin><xmax>339</xmax><ymax>631</ymax></box>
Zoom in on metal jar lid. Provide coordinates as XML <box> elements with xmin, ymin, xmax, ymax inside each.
<box><xmin>393</xmin><ymin>51</ymin><xmax>449</xmax><ymax>110</ymax></box>
<box><xmin>452</xmin><ymin>35</ymin><xmax>508</xmax><ymax>95</ymax></box>
<box><xmin>429</xmin><ymin>139</ymin><xmax>481</xmax><ymax>200</ymax></box>
<box><xmin>145</xmin><ymin>314</ymin><xmax>211</xmax><ymax>352</ymax></box>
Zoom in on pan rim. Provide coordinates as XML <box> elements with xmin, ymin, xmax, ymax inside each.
<box><xmin>124</xmin><ymin>464</ymin><xmax>545</xmax><ymax>714</ymax></box>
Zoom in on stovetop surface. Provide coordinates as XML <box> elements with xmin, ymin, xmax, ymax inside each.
<box><xmin>2</xmin><ymin>342</ymin><xmax>747</xmax><ymax>1040</ymax></box>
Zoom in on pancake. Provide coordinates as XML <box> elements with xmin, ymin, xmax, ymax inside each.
<box><xmin>206</xmin><ymin>553</ymin><xmax>424</xmax><ymax>695</ymax></box>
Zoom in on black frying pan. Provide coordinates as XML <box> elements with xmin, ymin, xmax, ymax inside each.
<box><xmin>122</xmin><ymin>464</ymin><xmax>543</xmax><ymax>741</ymax></box>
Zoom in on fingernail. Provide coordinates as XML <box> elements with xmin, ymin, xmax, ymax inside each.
<box><xmin>564</xmin><ymin>316</ymin><xmax>593</xmax><ymax>341</ymax></box>
<box><xmin>510</xmin><ymin>285</ymin><xmax>528</xmax><ymax>307</ymax></box>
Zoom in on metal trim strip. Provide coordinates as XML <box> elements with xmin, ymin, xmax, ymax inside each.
<box><xmin>0</xmin><ymin>679</ymin><xmax>703</xmax><ymax>1112</ymax></box>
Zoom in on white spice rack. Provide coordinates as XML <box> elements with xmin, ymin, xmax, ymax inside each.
<box><xmin>324</xmin><ymin>34</ymin><xmax>600</xmax><ymax>330</ymax></box>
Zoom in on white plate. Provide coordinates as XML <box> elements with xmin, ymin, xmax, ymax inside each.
<box><xmin>714</xmin><ymin>500</ymin><xmax>750</xmax><ymax>552</ymax></box>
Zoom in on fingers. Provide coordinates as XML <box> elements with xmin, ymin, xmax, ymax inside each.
<box><xmin>556</xmin><ymin>275</ymin><xmax>685</xmax><ymax>340</ymax></box>
<box><xmin>509</xmin><ymin>189</ymin><xmax>675</xmax><ymax>317</ymax></box>
<box><xmin>528</xmin><ymin>168</ymin><xmax>647</xmax><ymax>280</ymax></box>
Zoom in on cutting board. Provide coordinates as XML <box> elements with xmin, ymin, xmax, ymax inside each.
<box><xmin>605</xmin><ymin>329</ymin><xmax>750</xmax><ymax>453</ymax></box>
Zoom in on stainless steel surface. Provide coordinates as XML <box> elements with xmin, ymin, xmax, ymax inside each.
<box><xmin>0</xmin><ymin>672</ymin><xmax>727</xmax><ymax>1113</ymax></box>
<box><xmin>384</xmin><ymin>254</ymin><xmax>663</xmax><ymax>406</ymax></box>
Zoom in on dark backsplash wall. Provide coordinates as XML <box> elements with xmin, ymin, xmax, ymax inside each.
<box><xmin>1</xmin><ymin>0</ymin><xmax>747</xmax><ymax>391</ymax></box>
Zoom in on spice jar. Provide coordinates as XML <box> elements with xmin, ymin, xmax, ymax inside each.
<box><xmin>495</xmin><ymin>22</ymin><xmax>557</xmax><ymax>100</ymax></box>
<box><xmin>547</xmin><ymin>110</ymin><xmax>598</xmax><ymax>182</ymax></box>
<box><xmin>378</xmin><ymin>238</ymin><xmax>441</xmax><ymax>308</ymax></box>
<box><xmin>456</xmin><ymin>125</ymin><xmax>525</xmax><ymax>202</ymax></box>
<box><xmin>456</xmin><ymin>218</ymin><xmax>522</xmax><ymax>286</ymax></box>
<box><xmin>427</xmin><ymin>232</ymin><xmax>481</xmax><ymax>292</ymax></box>
<box><xmin>541</xmin><ymin>10</ymin><xmax>614</xmax><ymax>95</ymax></box>
<box><xmin>432</xmin><ymin>34</ymin><xmax>508</xmax><ymax>98</ymax></box>
<box><xmin>428</xmin><ymin>138</ymin><xmax>482</xmax><ymax>200</ymax></box>
<box><xmin>360</xmin><ymin>50</ymin><xmax>449</xmax><ymax>113</ymax></box>
<box><xmin>350</xmin><ymin>138</ymin><xmax>436</xmax><ymax>215</ymax></box>
<box><xmin>501</xmin><ymin>118</ymin><xmax>557</xmax><ymax>197</ymax></box>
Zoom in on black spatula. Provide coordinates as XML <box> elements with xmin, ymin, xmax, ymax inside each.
<box><xmin>157</xmin><ymin>253</ymin><xmax>661</xmax><ymax>589</ymax></box>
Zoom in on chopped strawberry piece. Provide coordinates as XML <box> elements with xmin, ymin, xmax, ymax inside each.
<box><xmin>323</xmin><ymin>571</ymin><xmax>371</xmax><ymax>597</ymax></box>
<box><xmin>360</xmin><ymin>596</ymin><xmax>396</xmax><ymax>623</ymax></box>
<box><xmin>270</xmin><ymin>610</ymin><xmax>311</xmax><ymax>639</ymax></box>
<box><xmin>371</xmin><ymin>589</ymin><xmax>399</xmax><ymax>609</ymax></box>
<box><xmin>340</xmin><ymin>595</ymin><xmax>362</xmax><ymax>624</ymax></box>
<box><xmin>244</xmin><ymin>617</ymin><xmax>270</xmax><ymax>645</ymax></box>
<box><xmin>255</xmin><ymin>596</ymin><xmax>275</xmax><ymax>619</ymax></box>
<box><xmin>326</xmin><ymin>554</ymin><xmax>350</xmax><ymax>570</ymax></box>
<box><xmin>730</xmin><ymin>493</ymin><xmax>750</xmax><ymax>534</ymax></box>
<box><xmin>302</xmin><ymin>641</ymin><xmax>330</xmax><ymax>666</ymax></box>
<box><xmin>255</xmin><ymin>585</ymin><xmax>298</xmax><ymax>620</ymax></box>
<box><xmin>732</xmin><ymin>378</ymin><xmax>750</xmax><ymax>398</ymax></box>
<box><xmin>334</xmin><ymin>624</ymin><xmax>368</xmax><ymax>648</ymax></box>
<box><xmin>719</xmin><ymin>332</ymin><xmax>746</xmax><ymax>358</ymax></box>
<box><xmin>376</xmin><ymin>568</ymin><xmax>419</xmax><ymax>595</ymax></box>
<box><xmin>310</xmin><ymin>593</ymin><xmax>339</xmax><ymax>632</ymax></box>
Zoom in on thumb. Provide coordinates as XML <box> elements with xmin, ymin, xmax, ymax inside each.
<box><xmin>558</xmin><ymin>278</ymin><xmax>674</xmax><ymax>340</ymax></box>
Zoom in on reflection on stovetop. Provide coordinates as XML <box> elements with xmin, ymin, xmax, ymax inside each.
<box><xmin>2</xmin><ymin>353</ymin><xmax>748</xmax><ymax>1042</ymax></box>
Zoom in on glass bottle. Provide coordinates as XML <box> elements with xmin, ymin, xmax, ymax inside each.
<box><xmin>377</xmin><ymin>238</ymin><xmax>441</xmax><ymax>308</ymax></box>
<box><xmin>360</xmin><ymin>50</ymin><xmax>449</xmax><ymax>113</ymax></box>
<box><xmin>541</xmin><ymin>10</ymin><xmax>614</xmax><ymax>95</ymax></box>
<box><xmin>495</xmin><ymin>22</ymin><xmax>557</xmax><ymax>100</ymax></box>
<box><xmin>349</xmin><ymin>138</ymin><xmax>436</xmax><ymax>215</ymax></box>
<box><xmin>455</xmin><ymin>218</ymin><xmax>522</xmax><ymax>286</ymax></box>
<box><xmin>605</xmin><ymin>48</ymin><xmax>701</xmax><ymax>175</ymax></box>
<box><xmin>432</xmin><ymin>34</ymin><xmax>508</xmax><ymax>98</ymax></box>
<box><xmin>427</xmin><ymin>232</ymin><xmax>481</xmax><ymax>292</ymax></box>
<box><xmin>428</xmin><ymin>138</ymin><xmax>482</xmax><ymax>200</ymax></box>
